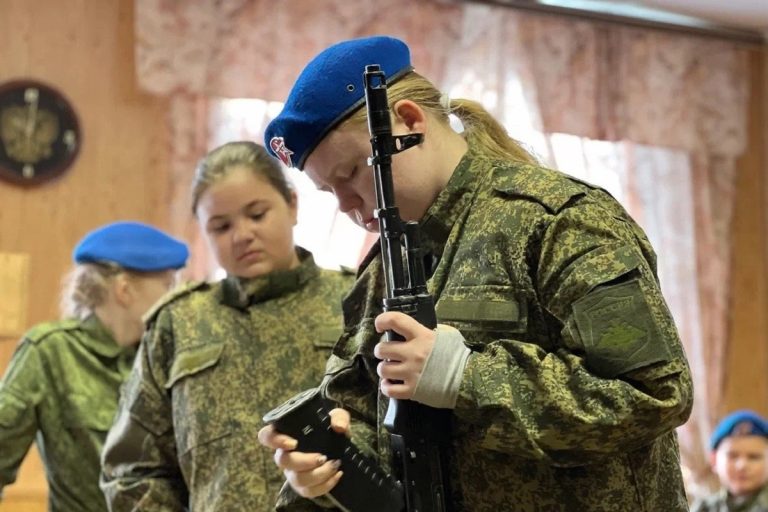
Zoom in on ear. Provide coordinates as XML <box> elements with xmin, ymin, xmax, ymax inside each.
<box><xmin>708</xmin><ymin>451</ymin><xmax>717</xmax><ymax>469</ymax></box>
<box><xmin>392</xmin><ymin>99</ymin><xmax>427</xmax><ymax>134</ymax></box>
<box><xmin>288</xmin><ymin>190</ymin><xmax>299</xmax><ymax>226</ymax></box>
<box><xmin>112</xmin><ymin>273</ymin><xmax>133</xmax><ymax>307</ymax></box>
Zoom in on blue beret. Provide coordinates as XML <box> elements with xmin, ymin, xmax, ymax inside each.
<box><xmin>265</xmin><ymin>35</ymin><xmax>412</xmax><ymax>170</ymax></box>
<box><xmin>73</xmin><ymin>221</ymin><xmax>189</xmax><ymax>272</ymax></box>
<box><xmin>710</xmin><ymin>409</ymin><xmax>768</xmax><ymax>450</ymax></box>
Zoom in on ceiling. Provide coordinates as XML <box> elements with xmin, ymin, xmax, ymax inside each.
<box><xmin>635</xmin><ymin>0</ymin><xmax>768</xmax><ymax>32</ymax></box>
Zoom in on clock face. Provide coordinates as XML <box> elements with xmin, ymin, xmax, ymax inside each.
<box><xmin>0</xmin><ymin>80</ymin><xmax>81</xmax><ymax>186</ymax></box>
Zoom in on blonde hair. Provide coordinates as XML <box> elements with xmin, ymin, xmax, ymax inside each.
<box><xmin>191</xmin><ymin>141</ymin><xmax>292</xmax><ymax>214</ymax></box>
<box><xmin>59</xmin><ymin>263</ymin><xmax>123</xmax><ymax>320</ymax></box>
<box><xmin>346</xmin><ymin>72</ymin><xmax>536</xmax><ymax>164</ymax></box>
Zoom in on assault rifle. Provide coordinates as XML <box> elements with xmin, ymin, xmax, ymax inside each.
<box><xmin>364</xmin><ymin>64</ymin><xmax>454</xmax><ymax>512</ymax></box>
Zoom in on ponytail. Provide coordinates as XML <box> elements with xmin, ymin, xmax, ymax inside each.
<box><xmin>346</xmin><ymin>71</ymin><xmax>536</xmax><ymax>164</ymax></box>
<box><xmin>449</xmin><ymin>97</ymin><xmax>536</xmax><ymax>164</ymax></box>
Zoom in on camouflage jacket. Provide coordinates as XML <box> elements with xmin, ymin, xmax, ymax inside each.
<box><xmin>692</xmin><ymin>486</ymin><xmax>768</xmax><ymax>512</ymax></box>
<box><xmin>0</xmin><ymin>315</ymin><xmax>135</xmax><ymax>512</ymax></box>
<box><xmin>100</xmin><ymin>249</ymin><xmax>354</xmax><ymax>511</ymax></box>
<box><xmin>278</xmin><ymin>153</ymin><xmax>694</xmax><ymax>511</ymax></box>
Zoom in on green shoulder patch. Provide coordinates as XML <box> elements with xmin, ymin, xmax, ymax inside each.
<box><xmin>572</xmin><ymin>279</ymin><xmax>669</xmax><ymax>378</ymax></box>
<box><xmin>143</xmin><ymin>280</ymin><xmax>209</xmax><ymax>325</ymax></box>
<box><xmin>24</xmin><ymin>319</ymin><xmax>80</xmax><ymax>344</ymax></box>
<box><xmin>491</xmin><ymin>163</ymin><xmax>588</xmax><ymax>214</ymax></box>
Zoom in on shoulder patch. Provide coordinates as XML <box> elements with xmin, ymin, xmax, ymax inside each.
<box><xmin>24</xmin><ymin>319</ymin><xmax>80</xmax><ymax>344</ymax></box>
<box><xmin>573</xmin><ymin>279</ymin><xmax>670</xmax><ymax>378</ymax></box>
<box><xmin>143</xmin><ymin>280</ymin><xmax>209</xmax><ymax>325</ymax></box>
<box><xmin>491</xmin><ymin>162</ymin><xmax>590</xmax><ymax>214</ymax></box>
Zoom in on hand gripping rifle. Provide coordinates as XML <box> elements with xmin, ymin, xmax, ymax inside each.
<box><xmin>364</xmin><ymin>64</ymin><xmax>454</xmax><ymax>512</ymax></box>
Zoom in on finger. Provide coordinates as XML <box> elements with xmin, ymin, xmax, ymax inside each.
<box><xmin>275</xmin><ymin>448</ymin><xmax>329</xmax><ymax>472</ymax></box>
<box><xmin>258</xmin><ymin>425</ymin><xmax>298</xmax><ymax>450</ymax></box>
<box><xmin>375</xmin><ymin>339</ymin><xmax>433</xmax><ymax>367</ymax></box>
<box><xmin>376</xmin><ymin>360</ymin><xmax>412</xmax><ymax>382</ymax></box>
<box><xmin>291</xmin><ymin>459</ymin><xmax>342</xmax><ymax>488</ymax></box>
<box><xmin>375</xmin><ymin>338</ymin><xmax>431</xmax><ymax>362</ymax></box>
<box><xmin>375</xmin><ymin>311</ymin><xmax>428</xmax><ymax>338</ymax></box>
<box><xmin>328</xmin><ymin>408</ymin><xmax>351</xmax><ymax>434</ymax></box>
<box><xmin>380</xmin><ymin>380</ymin><xmax>415</xmax><ymax>400</ymax></box>
<box><xmin>373</xmin><ymin>340</ymin><xmax>403</xmax><ymax>361</ymax></box>
<box><xmin>306</xmin><ymin>469</ymin><xmax>344</xmax><ymax>498</ymax></box>
<box><xmin>288</xmin><ymin>462</ymin><xmax>344</xmax><ymax>499</ymax></box>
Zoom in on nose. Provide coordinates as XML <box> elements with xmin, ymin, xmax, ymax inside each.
<box><xmin>733</xmin><ymin>457</ymin><xmax>749</xmax><ymax>472</ymax></box>
<box><xmin>334</xmin><ymin>184</ymin><xmax>361</xmax><ymax>214</ymax></box>
<box><xmin>232</xmin><ymin>219</ymin><xmax>255</xmax><ymax>244</ymax></box>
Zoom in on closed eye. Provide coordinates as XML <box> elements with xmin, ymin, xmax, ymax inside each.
<box><xmin>309</xmin><ymin>164</ymin><xmax>357</xmax><ymax>193</ymax></box>
<box><xmin>341</xmin><ymin>166</ymin><xmax>358</xmax><ymax>182</ymax></box>
<box><xmin>208</xmin><ymin>222</ymin><xmax>230</xmax><ymax>234</ymax></box>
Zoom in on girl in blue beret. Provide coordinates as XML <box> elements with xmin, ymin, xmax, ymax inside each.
<box><xmin>258</xmin><ymin>36</ymin><xmax>693</xmax><ymax>511</ymax></box>
<box><xmin>0</xmin><ymin>221</ymin><xmax>187</xmax><ymax>512</ymax></box>
<box><xmin>100</xmin><ymin>141</ymin><xmax>355</xmax><ymax>511</ymax></box>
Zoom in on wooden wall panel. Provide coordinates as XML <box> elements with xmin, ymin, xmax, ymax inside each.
<box><xmin>0</xmin><ymin>0</ymin><xmax>171</xmax><ymax>509</ymax></box>
<box><xmin>723</xmin><ymin>48</ymin><xmax>768</xmax><ymax>416</ymax></box>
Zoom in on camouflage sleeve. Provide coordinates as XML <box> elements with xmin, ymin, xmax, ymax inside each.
<box><xmin>101</xmin><ymin>316</ymin><xmax>187</xmax><ymax>511</ymax></box>
<box><xmin>0</xmin><ymin>341</ymin><xmax>43</xmax><ymax>496</ymax></box>
<box><xmin>454</xmin><ymin>198</ymin><xmax>693</xmax><ymax>466</ymax></box>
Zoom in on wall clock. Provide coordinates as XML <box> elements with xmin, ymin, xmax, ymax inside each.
<box><xmin>0</xmin><ymin>79</ymin><xmax>81</xmax><ymax>186</ymax></box>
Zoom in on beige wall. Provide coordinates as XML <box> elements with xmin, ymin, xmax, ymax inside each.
<box><xmin>0</xmin><ymin>0</ymin><xmax>170</xmax><ymax>509</ymax></box>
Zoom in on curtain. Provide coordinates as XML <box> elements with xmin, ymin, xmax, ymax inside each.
<box><xmin>135</xmin><ymin>0</ymin><xmax>751</xmax><ymax>496</ymax></box>
<box><xmin>165</xmin><ymin>93</ymin><xmax>211</xmax><ymax>281</ymax></box>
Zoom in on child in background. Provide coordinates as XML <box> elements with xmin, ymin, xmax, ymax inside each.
<box><xmin>693</xmin><ymin>410</ymin><xmax>768</xmax><ymax>512</ymax></box>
